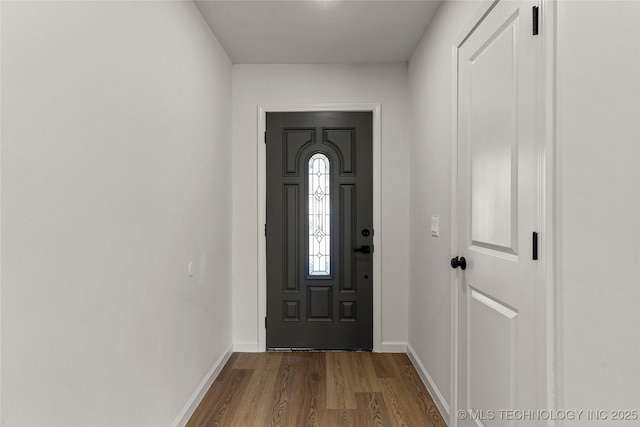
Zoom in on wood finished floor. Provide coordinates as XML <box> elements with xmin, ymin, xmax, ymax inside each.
<box><xmin>187</xmin><ymin>352</ymin><xmax>447</xmax><ymax>427</ymax></box>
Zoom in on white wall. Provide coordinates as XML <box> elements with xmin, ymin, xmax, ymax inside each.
<box><xmin>408</xmin><ymin>0</ymin><xmax>640</xmax><ymax>421</ymax></box>
<box><xmin>556</xmin><ymin>0</ymin><xmax>640</xmax><ymax>421</ymax></box>
<box><xmin>232</xmin><ymin>64</ymin><xmax>410</xmax><ymax>351</ymax></box>
<box><xmin>1</xmin><ymin>2</ymin><xmax>232</xmax><ymax>426</ymax></box>
<box><xmin>407</xmin><ymin>0</ymin><xmax>479</xmax><ymax>415</ymax></box>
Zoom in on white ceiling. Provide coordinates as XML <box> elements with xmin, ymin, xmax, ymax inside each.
<box><xmin>194</xmin><ymin>0</ymin><xmax>442</xmax><ymax>64</ymax></box>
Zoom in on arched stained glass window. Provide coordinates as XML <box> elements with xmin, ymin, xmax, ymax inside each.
<box><xmin>308</xmin><ymin>153</ymin><xmax>331</xmax><ymax>276</ymax></box>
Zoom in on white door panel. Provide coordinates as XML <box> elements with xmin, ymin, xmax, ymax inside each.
<box><xmin>468</xmin><ymin>288</ymin><xmax>518</xmax><ymax>427</ymax></box>
<box><xmin>469</xmin><ymin>12</ymin><xmax>518</xmax><ymax>254</ymax></box>
<box><xmin>457</xmin><ymin>1</ymin><xmax>544</xmax><ymax>426</ymax></box>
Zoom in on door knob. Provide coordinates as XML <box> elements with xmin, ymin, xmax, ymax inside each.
<box><xmin>450</xmin><ymin>256</ymin><xmax>466</xmax><ymax>270</ymax></box>
<box><xmin>354</xmin><ymin>245</ymin><xmax>371</xmax><ymax>254</ymax></box>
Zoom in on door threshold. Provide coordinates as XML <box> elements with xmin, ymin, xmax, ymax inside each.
<box><xmin>267</xmin><ymin>348</ymin><xmax>372</xmax><ymax>352</ymax></box>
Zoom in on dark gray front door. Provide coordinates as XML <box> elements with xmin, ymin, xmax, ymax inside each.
<box><xmin>266</xmin><ymin>111</ymin><xmax>373</xmax><ymax>350</ymax></box>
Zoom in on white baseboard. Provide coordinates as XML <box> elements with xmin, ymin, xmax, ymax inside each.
<box><xmin>406</xmin><ymin>343</ymin><xmax>450</xmax><ymax>423</ymax></box>
<box><xmin>380</xmin><ymin>341</ymin><xmax>408</xmax><ymax>352</ymax></box>
<box><xmin>171</xmin><ymin>346</ymin><xmax>233</xmax><ymax>427</ymax></box>
<box><xmin>233</xmin><ymin>341</ymin><xmax>259</xmax><ymax>352</ymax></box>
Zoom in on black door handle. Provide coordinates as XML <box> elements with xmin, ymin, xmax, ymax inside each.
<box><xmin>354</xmin><ymin>245</ymin><xmax>371</xmax><ymax>254</ymax></box>
<box><xmin>450</xmin><ymin>256</ymin><xmax>466</xmax><ymax>270</ymax></box>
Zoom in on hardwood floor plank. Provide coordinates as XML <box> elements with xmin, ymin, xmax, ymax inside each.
<box><xmin>234</xmin><ymin>351</ymin><xmax>283</xmax><ymax>370</ymax></box>
<box><xmin>329</xmin><ymin>408</ymin><xmax>359</xmax><ymax>426</ymax></box>
<box><xmin>284</xmin><ymin>353</ymin><xmax>309</xmax><ymax>425</ymax></box>
<box><xmin>398</xmin><ymin>364</ymin><xmax>447</xmax><ymax>427</ymax></box>
<box><xmin>217</xmin><ymin>352</ymin><xmax>240</xmax><ymax>374</ymax></box>
<box><xmin>266</xmin><ymin>352</ymin><xmax>297</xmax><ymax>426</ymax></box>
<box><xmin>351</xmin><ymin>352</ymin><xmax>384</xmax><ymax>392</ymax></box>
<box><xmin>187</xmin><ymin>354</ymin><xmax>240</xmax><ymax>426</ymax></box>
<box><xmin>187</xmin><ymin>352</ymin><xmax>446</xmax><ymax>427</ymax></box>
<box><xmin>232</xmin><ymin>357</ymin><xmax>282</xmax><ymax>426</ymax></box>
<box><xmin>231</xmin><ymin>352</ymin><xmax>259</xmax><ymax>369</ymax></box>
<box><xmin>291</xmin><ymin>352</ymin><xmax>326</xmax><ymax>427</ymax></box>
<box><xmin>392</xmin><ymin>352</ymin><xmax>413</xmax><ymax>366</ymax></box>
<box><xmin>186</xmin><ymin>368</ymin><xmax>252</xmax><ymax>426</ymax></box>
<box><xmin>355</xmin><ymin>392</ymin><xmax>393</xmax><ymax>427</ymax></box>
<box><xmin>326</xmin><ymin>353</ymin><xmax>357</xmax><ymax>409</ymax></box>
<box><xmin>371</xmin><ymin>352</ymin><xmax>401</xmax><ymax>378</ymax></box>
<box><xmin>379</xmin><ymin>377</ymin><xmax>428</xmax><ymax>427</ymax></box>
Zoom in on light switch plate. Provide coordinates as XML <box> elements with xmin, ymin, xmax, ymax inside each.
<box><xmin>431</xmin><ymin>216</ymin><xmax>439</xmax><ymax>237</ymax></box>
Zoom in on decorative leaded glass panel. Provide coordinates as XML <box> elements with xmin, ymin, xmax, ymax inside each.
<box><xmin>308</xmin><ymin>153</ymin><xmax>331</xmax><ymax>276</ymax></box>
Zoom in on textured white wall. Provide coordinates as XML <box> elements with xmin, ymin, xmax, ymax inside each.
<box><xmin>232</xmin><ymin>64</ymin><xmax>410</xmax><ymax>350</ymax></box>
<box><xmin>556</xmin><ymin>0</ymin><xmax>640</xmax><ymax>421</ymax></box>
<box><xmin>407</xmin><ymin>0</ymin><xmax>480</xmax><ymax>415</ymax></box>
<box><xmin>1</xmin><ymin>2</ymin><xmax>233</xmax><ymax>425</ymax></box>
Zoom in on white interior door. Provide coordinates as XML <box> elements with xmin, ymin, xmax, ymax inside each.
<box><xmin>457</xmin><ymin>1</ymin><xmax>545</xmax><ymax>425</ymax></box>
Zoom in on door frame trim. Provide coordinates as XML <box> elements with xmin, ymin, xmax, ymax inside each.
<box><xmin>0</xmin><ymin>2</ymin><xmax>3</xmax><ymax>421</ymax></box>
<box><xmin>257</xmin><ymin>103</ymin><xmax>382</xmax><ymax>352</ymax></box>
<box><xmin>450</xmin><ymin>1</ymin><xmax>556</xmax><ymax>426</ymax></box>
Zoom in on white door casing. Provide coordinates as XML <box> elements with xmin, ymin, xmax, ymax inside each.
<box><xmin>455</xmin><ymin>1</ymin><xmax>549</xmax><ymax>426</ymax></box>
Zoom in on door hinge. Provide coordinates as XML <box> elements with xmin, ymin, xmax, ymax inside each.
<box><xmin>532</xmin><ymin>6</ymin><xmax>539</xmax><ymax>35</ymax></box>
<box><xmin>265</xmin><ymin>316</ymin><xmax>267</xmax><ymax>329</ymax></box>
<box><xmin>532</xmin><ymin>232</ymin><xmax>539</xmax><ymax>260</ymax></box>
<box><xmin>264</xmin><ymin>131</ymin><xmax>267</xmax><ymax>144</ymax></box>
<box><xmin>265</xmin><ymin>223</ymin><xmax>267</xmax><ymax>236</ymax></box>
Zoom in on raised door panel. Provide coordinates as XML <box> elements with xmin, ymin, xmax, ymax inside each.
<box><xmin>468</xmin><ymin>289</ymin><xmax>517</xmax><ymax>427</ymax></box>
<box><xmin>469</xmin><ymin>15</ymin><xmax>519</xmax><ymax>256</ymax></box>
<box><xmin>325</xmin><ymin>129</ymin><xmax>356</xmax><ymax>174</ymax></box>
<box><xmin>284</xmin><ymin>129</ymin><xmax>314</xmax><ymax>175</ymax></box>
<box><xmin>340</xmin><ymin>184</ymin><xmax>356</xmax><ymax>293</ymax></box>
<box><xmin>283</xmin><ymin>184</ymin><xmax>299</xmax><ymax>292</ymax></box>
